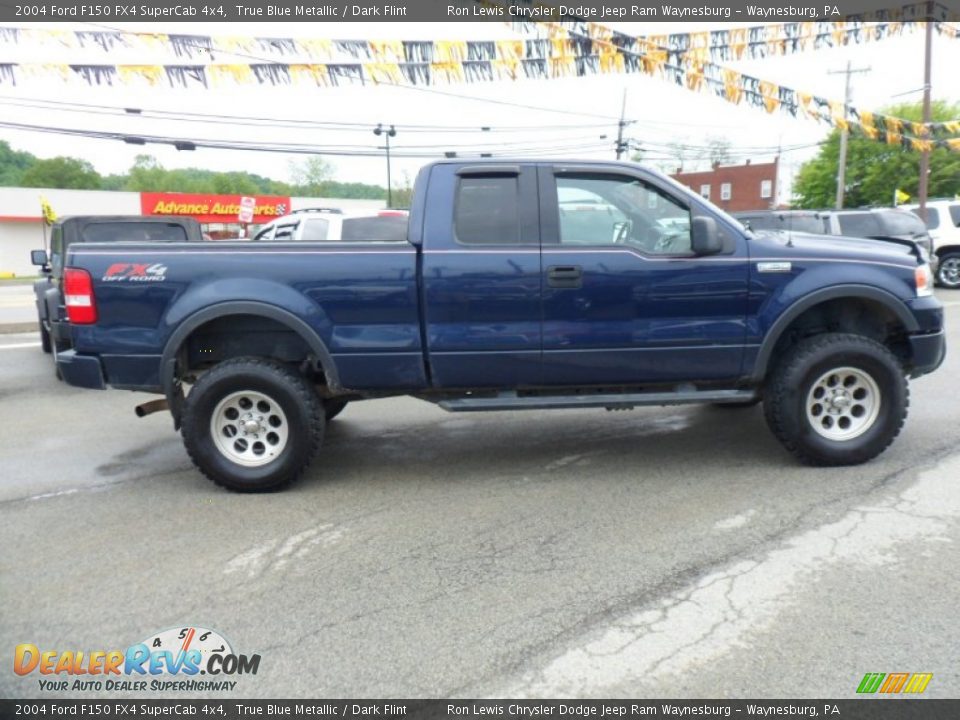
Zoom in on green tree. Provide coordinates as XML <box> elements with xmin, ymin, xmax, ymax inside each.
<box><xmin>124</xmin><ymin>154</ymin><xmax>169</xmax><ymax>191</ymax></box>
<box><xmin>0</xmin><ymin>140</ymin><xmax>37</xmax><ymax>185</ymax></box>
<box><xmin>390</xmin><ymin>172</ymin><xmax>414</xmax><ymax>208</ymax></box>
<box><xmin>20</xmin><ymin>156</ymin><xmax>101</xmax><ymax>189</ymax></box>
<box><xmin>793</xmin><ymin>100</ymin><xmax>960</xmax><ymax>208</ymax></box>
<box><xmin>288</xmin><ymin>156</ymin><xmax>335</xmax><ymax>195</ymax></box>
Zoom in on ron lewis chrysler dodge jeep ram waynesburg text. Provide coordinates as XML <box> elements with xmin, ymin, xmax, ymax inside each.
<box><xmin>54</xmin><ymin>160</ymin><xmax>945</xmax><ymax>491</ymax></box>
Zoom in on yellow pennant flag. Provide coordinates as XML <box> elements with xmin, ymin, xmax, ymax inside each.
<box><xmin>895</xmin><ymin>188</ymin><xmax>911</xmax><ymax>205</ymax></box>
<box><xmin>40</xmin><ymin>195</ymin><xmax>57</xmax><ymax>225</ymax></box>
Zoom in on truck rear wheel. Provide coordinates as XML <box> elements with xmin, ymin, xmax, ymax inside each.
<box><xmin>181</xmin><ymin>357</ymin><xmax>324</xmax><ymax>492</ymax></box>
<box><xmin>763</xmin><ymin>333</ymin><xmax>908</xmax><ymax>466</ymax></box>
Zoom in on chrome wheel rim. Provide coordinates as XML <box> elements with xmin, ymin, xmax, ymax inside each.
<box><xmin>210</xmin><ymin>390</ymin><xmax>288</xmax><ymax>467</ymax></box>
<box><xmin>806</xmin><ymin>367</ymin><xmax>881</xmax><ymax>442</ymax></box>
<box><xmin>939</xmin><ymin>257</ymin><xmax>960</xmax><ymax>287</ymax></box>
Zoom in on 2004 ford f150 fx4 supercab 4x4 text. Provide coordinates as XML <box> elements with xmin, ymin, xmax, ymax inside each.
<box><xmin>55</xmin><ymin>160</ymin><xmax>946</xmax><ymax>491</ymax></box>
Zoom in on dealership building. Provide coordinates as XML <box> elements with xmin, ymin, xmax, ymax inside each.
<box><xmin>0</xmin><ymin>187</ymin><xmax>384</xmax><ymax>277</ymax></box>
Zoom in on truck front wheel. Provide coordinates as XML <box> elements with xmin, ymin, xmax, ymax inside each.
<box><xmin>181</xmin><ymin>358</ymin><xmax>324</xmax><ymax>492</ymax></box>
<box><xmin>763</xmin><ymin>333</ymin><xmax>908</xmax><ymax>466</ymax></box>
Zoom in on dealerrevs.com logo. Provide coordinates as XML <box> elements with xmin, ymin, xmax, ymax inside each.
<box><xmin>14</xmin><ymin>626</ymin><xmax>260</xmax><ymax>692</ymax></box>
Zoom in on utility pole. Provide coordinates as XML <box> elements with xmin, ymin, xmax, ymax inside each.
<box><xmin>615</xmin><ymin>89</ymin><xmax>629</xmax><ymax>160</ymax></box>
<box><xmin>917</xmin><ymin>6</ymin><xmax>934</xmax><ymax>222</ymax></box>
<box><xmin>828</xmin><ymin>61</ymin><xmax>871</xmax><ymax>209</ymax></box>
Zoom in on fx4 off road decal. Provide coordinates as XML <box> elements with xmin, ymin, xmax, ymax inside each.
<box><xmin>102</xmin><ymin>263</ymin><xmax>168</xmax><ymax>282</ymax></box>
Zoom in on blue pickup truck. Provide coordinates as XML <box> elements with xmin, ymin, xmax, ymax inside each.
<box><xmin>56</xmin><ymin>160</ymin><xmax>945</xmax><ymax>491</ymax></box>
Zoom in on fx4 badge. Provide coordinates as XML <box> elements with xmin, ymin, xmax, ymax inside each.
<box><xmin>102</xmin><ymin>263</ymin><xmax>168</xmax><ymax>282</ymax></box>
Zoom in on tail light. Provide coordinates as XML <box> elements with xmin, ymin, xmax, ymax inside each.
<box><xmin>914</xmin><ymin>263</ymin><xmax>934</xmax><ymax>298</ymax></box>
<box><xmin>64</xmin><ymin>268</ymin><xmax>98</xmax><ymax>324</ymax></box>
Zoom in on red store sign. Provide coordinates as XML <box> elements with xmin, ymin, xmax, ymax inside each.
<box><xmin>140</xmin><ymin>192</ymin><xmax>291</xmax><ymax>224</ymax></box>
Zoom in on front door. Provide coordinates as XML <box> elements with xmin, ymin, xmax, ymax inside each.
<box><xmin>538</xmin><ymin>165</ymin><xmax>750</xmax><ymax>386</ymax></box>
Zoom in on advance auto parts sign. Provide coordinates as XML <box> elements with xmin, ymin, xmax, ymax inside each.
<box><xmin>140</xmin><ymin>192</ymin><xmax>289</xmax><ymax>224</ymax></box>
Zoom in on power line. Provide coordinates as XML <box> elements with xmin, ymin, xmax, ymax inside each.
<box><xmin>0</xmin><ymin>94</ymin><xmax>617</xmax><ymax>133</ymax></box>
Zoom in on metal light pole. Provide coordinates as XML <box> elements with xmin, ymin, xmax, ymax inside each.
<box><xmin>917</xmin><ymin>8</ymin><xmax>934</xmax><ymax>222</ymax></box>
<box><xmin>374</xmin><ymin>124</ymin><xmax>397</xmax><ymax>208</ymax></box>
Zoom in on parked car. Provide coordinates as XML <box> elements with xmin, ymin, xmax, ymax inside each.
<box><xmin>30</xmin><ymin>216</ymin><xmax>203</xmax><ymax>368</ymax></box>
<box><xmin>53</xmin><ymin>159</ymin><xmax>943</xmax><ymax>491</ymax></box>
<box><xmin>904</xmin><ymin>199</ymin><xmax>960</xmax><ymax>288</ymax></box>
<box><xmin>252</xmin><ymin>208</ymin><xmax>408</xmax><ymax>242</ymax></box>
<box><xmin>734</xmin><ymin>210</ymin><xmax>827</xmax><ymax>235</ymax></box>
<box><xmin>819</xmin><ymin>208</ymin><xmax>935</xmax><ymax>261</ymax></box>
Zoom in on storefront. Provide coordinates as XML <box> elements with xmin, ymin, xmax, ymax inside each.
<box><xmin>0</xmin><ymin>188</ymin><xmax>384</xmax><ymax>276</ymax></box>
<box><xmin>139</xmin><ymin>192</ymin><xmax>292</xmax><ymax>240</ymax></box>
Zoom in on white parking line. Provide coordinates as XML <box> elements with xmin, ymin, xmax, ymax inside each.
<box><xmin>0</xmin><ymin>342</ymin><xmax>41</xmax><ymax>350</ymax></box>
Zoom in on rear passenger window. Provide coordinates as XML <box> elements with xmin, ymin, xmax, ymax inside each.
<box><xmin>950</xmin><ymin>205</ymin><xmax>960</xmax><ymax>227</ymax></box>
<box><xmin>837</xmin><ymin>214</ymin><xmax>882</xmax><ymax>237</ymax></box>
<box><xmin>455</xmin><ymin>176</ymin><xmax>520</xmax><ymax>245</ymax></box>
<box><xmin>301</xmin><ymin>218</ymin><xmax>330</xmax><ymax>240</ymax></box>
<box><xmin>914</xmin><ymin>208</ymin><xmax>940</xmax><ymax>230</ymax></box>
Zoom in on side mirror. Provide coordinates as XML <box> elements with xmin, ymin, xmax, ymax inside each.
<box><xmin>31</xmin><ymin>249</ymin><xmax>49</xmax><ymax>267</ymax></box>
<box><xmin>691</xmin><ymin>216</ymin><xmax>723</xmax><ymax>256</ymax></box>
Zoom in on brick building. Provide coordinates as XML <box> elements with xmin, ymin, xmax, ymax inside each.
<box><xmin>671</xmin><ymin>158</ymin><xmax>779</xmax><ymax>213</ymax></box>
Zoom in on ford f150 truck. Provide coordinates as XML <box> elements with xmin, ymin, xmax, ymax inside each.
<box><xmin>55</xmin><ymin>160</ymin><xmax>945</xmax><ymax>491</ymax></box>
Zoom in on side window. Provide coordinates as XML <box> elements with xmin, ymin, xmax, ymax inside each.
<box><xmin>837</xmin><ymin>213</ymin><xmax>882</xmax><ymax>237</ymax></box>
<box><xmin>301</xmin><ymin>218</ymin><xmax>330</xmax><ymax>240</ymax></box>
<box><xmin>253</xmin><ymin>225</ymin><xmax>275</xmax><ymax>241</ymax></box>
<box><xmin>949</xmin><ymin>205</ymin><xmax>960</xmax><ymax>227</ymax></box>
<box><xmin>271</xmin><ymin>222</ymin><xmax>299</xmax><ymax>241</ymax></box>
<box><xmin>555</xmin><ymin>175</ymin><xmax>692</xmax><ymax>255</ymax></box>
<box><xmin>454</xmin><ymin>176</ymin><xmax>520</xmax><ymax>245</ymax></box>
<box><xmin>760</xmin><ymin>180</ymin><xmax>772</xmax><ymax>199</ymax></box>
<box><xmin>912</xmin><ymin>208</ymin><xmax>939</xmax><ymax>230</ymax></box>
<box><xmin>720</xmin><ymin>183</ymin><xmax>732</xmax><ymax>201</ymax></box>
<box><xmin>699</xmin><ymin>184</ymin><xmax>710</xmax><ymax>199</ymax></box>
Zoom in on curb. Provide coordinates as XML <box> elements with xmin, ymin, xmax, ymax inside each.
<box><xmin>0</xmin><ymin>322</ymin><xmax>36</xmax><ymax>335</ymax></box>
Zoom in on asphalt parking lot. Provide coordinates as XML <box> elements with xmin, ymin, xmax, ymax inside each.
<box><xmin>2</xmin><ymin>295</ymin><xmax>960</xmax><ymax>699</ymax></box>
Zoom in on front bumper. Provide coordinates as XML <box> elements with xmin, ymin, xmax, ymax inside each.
<box><xmin>57</xmin><ymin>350</ymin><xmax>106</xmax><ymax>390</ymax></box>
<box><xmin>908</xmin><ymin>330</ymin><xmax>946</xmax><ymax>378</ymax></box>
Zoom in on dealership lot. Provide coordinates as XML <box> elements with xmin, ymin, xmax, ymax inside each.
<box><xmin>2</xmin><ymin>297</ymin><xmax>960</xmax><ymax>698</ymax></box>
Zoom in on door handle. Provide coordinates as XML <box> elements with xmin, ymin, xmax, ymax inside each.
<box><xmin>547</xmin><ymin>265</ymin><xmax>583</xmax><ymax>289</ymax></box>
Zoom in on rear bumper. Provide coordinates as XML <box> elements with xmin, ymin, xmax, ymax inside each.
<box><xmin>57</xmin><ymin>350</ymin><xmax>106</xmax><ymax>390</ymax></box>
<box><xmin>908</xmin><ymin>330</ymin><xmax>946</xmax><ymax>378</ymax></box>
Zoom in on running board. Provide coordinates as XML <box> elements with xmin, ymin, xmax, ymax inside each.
<box><xmin>438</xmin><ymin>389</ymin><xmax>756</xmax><ymax>412</ymax></box>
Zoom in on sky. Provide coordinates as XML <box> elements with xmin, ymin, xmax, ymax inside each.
<box><xmin>1</xmin><ymin>20</ymin><xmax>958</xmax><ymax>203</ymax></box>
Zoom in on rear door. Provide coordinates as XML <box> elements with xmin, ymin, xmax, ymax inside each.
<box><xmin>421</xmin><ymin>163</ymin><xmax>542</xmax><ymax>388</ymax></box>
<box><xmin>538</xmin><ymin>164</ymin><xmax>750</xmax><ymax>385</ymax></box>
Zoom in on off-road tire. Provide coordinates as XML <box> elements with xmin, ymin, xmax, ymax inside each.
<box><xmin>181</xmin><ymin>357</ymin><xmax>324</xmax><ymax>492</ymax></box>
<box><xmin>325</xmin><ymin>399</ymin><xmax>348</xmax><ymax>421</ymax></box>
<box><xmin>763</xmin><ymin>333</ymin><xmax>908</xmax><ymax>466</ymax></box>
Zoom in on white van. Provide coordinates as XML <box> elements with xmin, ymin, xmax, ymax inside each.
<box><xmin>905</xmin><ymin>199</ymin><xmax>960</xmax><ymax>288</ymax></box>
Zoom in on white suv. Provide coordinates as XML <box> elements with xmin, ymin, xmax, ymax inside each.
<box><xmin>905</xmin><ymin>199</ymin><xmax>960</xmax><ymax>288</ymax></box>
<box><xmin>253</xmin><ymin>208</ymin><xmax>408</xmax><ymax>243</ymax></box>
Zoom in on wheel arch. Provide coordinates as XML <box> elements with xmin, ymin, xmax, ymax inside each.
<box><xmin>161</xmin><ymin>301</ymin><xmax>340</xmax><ymax>428</ymax></box>
<box><xmin>750</xmin><ymin>285</ymin><xmax>918</xmax><ymax>382</ymax></box>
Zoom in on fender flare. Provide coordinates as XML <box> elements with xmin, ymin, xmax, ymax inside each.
<box><xmin>160</xmin><ymin>301</ymin><xmax>340</xmax><ymax>426</ymax></box>
<box><xmin>750</xmin><ymin>284</ymin><xmax>918</xmax><ymax>382</ymax></box>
